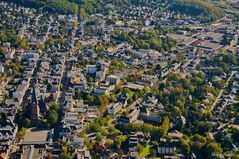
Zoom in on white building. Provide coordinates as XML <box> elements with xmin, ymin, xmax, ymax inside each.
<box><xmin>86</xmin><ymin>65</ymin><xmax>97</xmax><ymax>74</ymax></box>
<box><xmin>107</xmin><ymin>75</ymin><xmax>120</xmax><ymax>85</ymax></box>
<box><xmin>107</xmin><ymin>103</ymin><xmax>122</xmax><ymax>115</ymax></box>
<box><xmin>0</xmin><ymin>65</ymin><xmax>4</xmax><ymax>73</ymax></box>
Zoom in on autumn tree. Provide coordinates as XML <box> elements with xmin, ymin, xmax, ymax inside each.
<box><xmin>161</xmin><ymin>116</ymin><xmax>170</xmax><ymax>136</ymax></box>
<box><xmin>99</xmin><ymin>95</ymin><xmax>109</xmax><ymax>115</ymax></box>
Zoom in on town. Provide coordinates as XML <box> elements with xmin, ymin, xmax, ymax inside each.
<box><xmin>0</xmin><ymin>0</ymin><xmax>239</xmax><ymax>159</ymax></box>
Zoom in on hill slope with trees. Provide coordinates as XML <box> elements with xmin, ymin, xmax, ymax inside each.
<box><xmin>170</xmin><ymin>0</ymin><xmax>225</xmax><ymax>22</ymax></box>
<box><xmin>1</xmin><ymin>0</ymin><xmax>113</xmax><ymax>16</ymax></box>
<box><xmin>1</xmin><ymin>0</ymin><xmax>79</xmax><ymax>14</ymax></box>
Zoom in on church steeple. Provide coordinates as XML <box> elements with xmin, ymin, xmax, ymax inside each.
<box><xmin>39</xmin><ymin>95</ymin><xmax>48</xmax><ymax>115</ymax></box>
<box><xmin>30</xmin><ymin>80</ymin><xmax>41</xmax><ymax>126</ymax></box>
<box><xmin>32</xmin><ymin>82</ymin><xmax>38</xmax><ymax>105</ymax></box>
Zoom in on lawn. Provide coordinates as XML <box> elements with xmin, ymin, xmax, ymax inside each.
<box><xmin>139</xmin><ymin>144</ymin><xmax>152</xmax><ymax>157</ymax></box>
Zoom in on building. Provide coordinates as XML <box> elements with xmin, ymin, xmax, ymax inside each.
<box><xmin>30</xmin><ymin>83</ymin><xmax>41</xmax><ymax>126</ymax></box>
<box><xmin>107</xmin><ymin>103</ymin><xmax>122</xmax><ymax>115</ymax></box>
<box><xmin>19</xmin><ymin>128</ymin><xmax>53</xmax><ymax>146</ymax></box>
<box><xmin>0</xmin><ymin>65</ymin><xmax>4</xmax><ymax>73</ymax></box>
<box><xmin>86</xmin><ymin>65</ymin><xmax>97</xmax><ymax>74</ymax></box>
<box><xmin>107</xmin><ymin>75</ymin><xmax>120</xmax><ymax>85</ymax></box>
<box><xmin>119</xmin><ymin>109</ymin><xmax>140</xmax><ymax>125</ymax></box>
<box><xmin>158</xmin><ymin>140</ymin><xmax>177</xmax><ymax>156</ymax></box>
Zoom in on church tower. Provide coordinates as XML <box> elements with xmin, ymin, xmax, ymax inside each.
<box><xmin>30</xmin><ymin>82</ymin><xmax>41</xmax><ymax>126</ymax></box>
<box><xmin>39</xmin><ymin>95</ymin><xmax>48</xmax><ymax>115</ymax></box>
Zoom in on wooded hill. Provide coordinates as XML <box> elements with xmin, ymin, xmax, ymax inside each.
<box><xmin>170</xmin><ymin>0</ymin><xmax>225</xmax><ymax>22</ymax></box>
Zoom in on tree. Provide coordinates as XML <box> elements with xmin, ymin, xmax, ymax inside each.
<box><xmin>204</xmin><ymin>142</ymin><xmax>222</xmax><ymax>158</ymax></box>
<box><xmin>161</xmin><ymin>116</ymin><xmax>170</xmax><ymax>136</ymax></box>
<box><xmin>96</xmin><ymin>43</ymin><xmax>105</xmax><ymax>52</ymax></box>
<box><xmin>181</xmin><ymin>141</ymin><xmax>190</xmax><ymax>153</ymax></box>
<box><xmin>190</xmin><ymin>134</ymin><xmax>206</xmax><ymax>153</ymax></box>
<box><xmin>233</xmin><ymin>154</ymin><xmax>239</xmax><ymax>159</ymax></box>
<box><xmin>22</xmin><ymin>118</ymin><xmax>31</xmax><ymax>128</ymax></box>
<box><xmin>102</xmin><ymin>129</ymin><xmax>109</xmax><ymax>136</ymax></box>
<box><xmin>37</xmin><ymin>44</ymin><xmax>45</xmax><ymax>50</ymax></box>
<box><xmin>20</xmin><ymin>38</ymin><xmax>29</xmax><ymax>50</ymax></box>
<box><xmin>114</xmin><ymin>135</ymin><xmax>127</xmax><ymax>150</ymax></box>
<box><xmin>95</xmin><ymin>134</ymin><xmax>103</xmax><ymax>141</ymax></box>
<box><xmin>75</xmin><ymin>42</ymin><xmax>83</xmax><ymax>49</ymax></box>
<box><xmin>150</xmin><ymin>149</ymin><xmax>157</xmax><ymax>157</ymax></box>
<box><xmin>79</xmin><ymin>8</ymin><xmax>86</xmax><ymax>20</ymax></box>
<box><xmin>47</xmin><ymin>110</ymin><xmax>58</xmax><ymax>126</ymax></box>
<box><xmin>0</xmin><ymin>113</ymin><xmax>7</xmax><ymax>126</ymax></box>
<box><xmin>232</xmin><ymin>128</ymin><xmax>239</xmax><ymax>143</ymax></box>
<box><xmin>99</xmin><ymin>96</ymin><xmax>109</xmax><ymax>115</ymax></box>
<box><xmin>87</xmin><ymin>94</ymin><xmax>94</xmax><ymax>104</ymax></box>
<box><xmin>105</xmin><ymin>139</ymin><xmax>113</xmax><ymax>147</ymax></box>
<box><xmin>74</xmin><ymin>90</ymin><xmax>83</xmax><ymax>99</ymax></box>
<box><xmin>87</xmin><ymin>122</ymin><xmax>102</xmax><ymax>133</ymax></box>
<box><xmin>19</xmin><ymin>127</ymin><xmax>27</xmax><ymax>140</ymax></box>
<box><xmin>60</xmin><ymin>152</ymin><xmax>71</xmax><ymax>159</ymax></box>
<box><xmin>137</xmin><ymin>144</ymin><xmax>144</xmax><ymax>153</ymax></box>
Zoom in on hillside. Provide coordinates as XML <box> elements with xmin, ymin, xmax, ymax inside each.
<box><xmin>170</xmin><ymin>0</ymin><xmax>225</xmax><ymax>23</ymax></box>
<box><xmin>1</xmin><ymin>0</ymin><xmax>110</xmax><ymax>18</ymax></box>
<box><xmin>1</xmin><ymin>0</ymin><xmax>78</xmax><ymax>14</ymax></box>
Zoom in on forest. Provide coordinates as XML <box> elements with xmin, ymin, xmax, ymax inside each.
<box><xmin>1</xmin><ymin>0</ymin><xmax>110</xmax><ymax>17</ymax></box>
<box><xmin>170</xmin><ymin>0</ymin><xmax>225</xmax><ymax>23</ymax></box>
<box><xmin>2</xmin><ymin>0</ymin><xmax>78</xmax><ymax>14</ymax></box>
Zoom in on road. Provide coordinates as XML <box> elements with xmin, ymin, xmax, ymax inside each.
<box><xmin>210</xmin><ymin>71</ymin><xmax>236</xmax><ymax>111</ymax></box>
<box><xmin>53</xmin><ymin>21</ymin><xmax>77</xmax><ymax>139</ymax></box>
<box><xmin>53</xmin><ymin>60</ymin><xmax>71</xmax><ymax>140</ymax></box>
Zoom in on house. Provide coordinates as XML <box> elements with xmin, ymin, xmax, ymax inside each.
<box><xmin>94</xmin><ymin>85</ymin><xmax>111</xmax><ymax>96</ymax></box>
<box><xmin>129</xmin><ymin>133</ymin><xmax>138</xmax><ymax>152</ymax></box>
<box><xmin>129</xmin><ymin>132</ymin><xmax>150</xmax><ymax>152</ymax></box>
<box><xmin>107</xmin><ymin>75</ymin><xmax>120</xmax><ymax>85</ymax></box>
<box><xmin>0</xmin><ymin>65</ymin><xmax>4</xmax><ymax>73</ymax></box>
<box><xmin>127</xmin><ymin>151</ymin><xmax>145</xmax><ymax>159</ymax></box>
<box><xmin>124</xmin><ymin>83</ymin><xmax>144</xmax><ymax>91</ymax></box>
<box><xmin>141</xmin><ymin>95</ymin><xmax>158</xmax><ymax>108</ymax></box>
<box><xmin>86</xmin><ymin>60</ymin><xmax>109</xmax><ymax>82</ymax></box>
<box><xmin>0</xmin><ymin>119</ymin><xmax>18</xmax><ymax>157</ymax></box>
<box><xmin>119</xmin><ymin>109</ymin><xmax>140</xmax><ymax>125</ymax></box>
<box><xmin>2</xmin><ymin>42</ymin><xmax>10</xmax><ymax>48</ymax></box>
<box><xmin>94</xmin><ymin>81</ymin><xmax>115</xmax><ymax>96</ymax></box>
<box><xmin>86</xmin><ymin>65</ymin><xmax>97</xmax><ymax>74</ymax></box>
<box><xmin>107</xmin><ymin>103</ymin><xmax>122</xmax><ymax>115</ymax></box>
<box><xmin>139</xmin><ymin>107</ymin><xmax>161</xmax><ymax>125</ymax></box>
<box><xmin>72</xmin><ymin>138</ymin><xmax>92</xmax><ymax>159</ymax></box>
<box><xmin>5</xmin><ymin>48</ymin><xmax>15</xmax><ymax>59</ymax></box>
<box><xmin>16</xmin><ymin>145</ymin><xmax>48</xmax><ymax>159</ymax></box>
<box><xmin>137</xmin><ymin>75</ymin><xmax>158</xmax><ymax>87</ymax></box>
<box><xmin>117</xmin><ymin>93</ymin><xmax>129</xmax><ymax>107</ymax></box>
<box><xmin>12</xmin><ymin>84</ymin><xmax>29</xmax><ymax>104</ymax></box>
<box><xmin>168</xmin><ymin>131</ymin><xmax>183</xmax><ymax>141</ymax></box>
<box><xmin>158</xmin><ymin>140</ymin><xmax>177</xmax><ymax>155</ymax></box>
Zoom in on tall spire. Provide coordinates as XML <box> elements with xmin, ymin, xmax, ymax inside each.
<box><xmin>32</xmin><ymin>81</ymin><xmax>38</xmax><ymax>105</ymax></box>
<box><xmin>39</xmin><ymin>95</ymin><xmax>48</xmax><ymax>114</ymax></box>
<box><xmin>30</xmin><ymin>80</ymin><xmax>41</xmax><ymax>125</ymax></box>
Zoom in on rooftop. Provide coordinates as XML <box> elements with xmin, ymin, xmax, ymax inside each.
<box><xmin>20</xmin><ymin>128</ymin><xmax>52</xmax><ymax>145</ymax></box>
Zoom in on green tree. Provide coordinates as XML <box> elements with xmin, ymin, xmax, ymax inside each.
<box><xmin>47</xmin><ymin>110</ymin><xmax>58</xmax><ymax>126</ymax></box>
<box><xmin>87</xmin><ymin>94</ymin><xmax>94</xmax><ymax>104</ymax></box>
<box><xmin>60</xmin><ymin>153</ymin><xmax>71</xmax><ymax>159</ymax></box>
<box><xmin>150</xmin><ymin>149</ymin><xmax>157</xmax><ymax>157</ymax></box>
<box><xmin>95</xmin><ymin>134</ymin><xmax>103</xmax><ymax>141</ymax></box>
<box><xmin>137</xmin><ymin>144</ymin><xmax>144</xmax><ymax>153</ymax></box>
<box><xmin>19</xmin><ymin>127</ymin><xmax>27</xmax><ymax>140</ymax></box>
<box><xmin>99</xmin><ymin>95</ymin><xmax>109</xmax><ymax>115</ymax></box>
<box><xmin>114</xmin><ymin>135</ymin><xmax>127</xmax><ymax>150</ymax></box>
<box><xmin>161</xmin><ymin>116</ymin><xmax>170</xmax><ymax>136</ymax></box>
<box><xmin>204</xmin><ymin>142</ymin><xmax>222</xmax><ymax>158</ymax></box>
